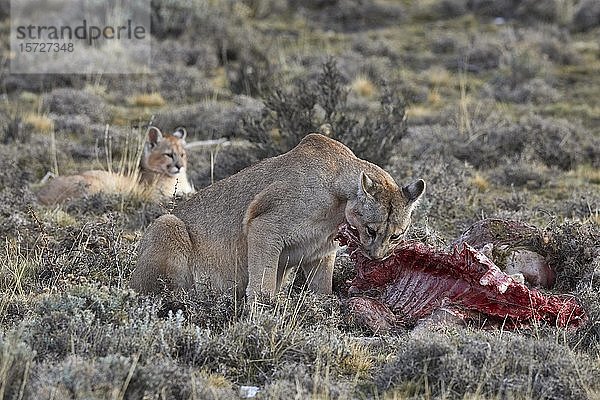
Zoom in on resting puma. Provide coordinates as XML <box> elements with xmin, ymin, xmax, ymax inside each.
<box><xmin>130</xmin><ymin>133</ymin><xmax>425</xmax><ymax>300</ymax></box>
<box><xmin>36</xmin><ymin>126</ymin><xmax>194</xmax><ymax>205</ymax></box>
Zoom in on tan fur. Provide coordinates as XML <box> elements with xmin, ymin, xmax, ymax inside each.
<box><xmin>36</xmin><ymin>127</ymin><xmax>194</xmax><ymax>205</ymax></box>
<box><xmin>130</xmin><ymin>133</ymin><xmax>425</xmax><ymax>301</ymax></box>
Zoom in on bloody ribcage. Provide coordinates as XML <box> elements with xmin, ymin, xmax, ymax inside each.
<box><xmin>347</xmin><ymin>239</ymin><xmax>586</xmax><ymax>328</ymax></box>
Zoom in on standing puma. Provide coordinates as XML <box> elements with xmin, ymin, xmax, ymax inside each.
<box><xmin>130</xmin><ymin>133</ymin><xmax>425</xmax><ymax>300</ymax></box>
<box><xmin>36</xmin><ymin>126</ymin><xmax>194</xmax><ymax>205</ymax></box>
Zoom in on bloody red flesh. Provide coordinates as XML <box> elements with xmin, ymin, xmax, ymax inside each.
<box><xmin>337</xmin><ymin>225</ymin><xmax>587</xmax><ymax>329</ymax></box>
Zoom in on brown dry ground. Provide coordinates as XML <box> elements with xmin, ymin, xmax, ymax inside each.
<box><xmin>1</xmin><ymin>1</ymin><xmax>599</xmax><ymax>399</ymax></box>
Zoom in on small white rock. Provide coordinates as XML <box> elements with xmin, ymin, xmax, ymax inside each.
<box><xmin>239</xmin><ymin>386</ymin><xmax>260</xmax><ymax>398</ymax></box>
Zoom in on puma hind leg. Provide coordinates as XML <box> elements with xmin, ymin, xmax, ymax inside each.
<box><xmin>130</xmin><ymin>214</ymin><xmax>193</xmax><ymax>294</ymax></box>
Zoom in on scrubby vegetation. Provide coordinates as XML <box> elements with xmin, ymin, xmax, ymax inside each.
<box><xmin>1</xmin><ymin>0</ymin><xmax>599</xmax><ymax>398</ymax></box>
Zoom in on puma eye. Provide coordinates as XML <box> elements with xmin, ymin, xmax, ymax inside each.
<box><xmin>389</xmin><ymin>233</ymin><xmax>403</xmax><ymax>242</ymax></box>
<box><xmin>366</xmin><ymin>226</ymin><xmax>377</xmax><ymax>237</ymax></box>
<box><xmin>163</xmin><ymin>153</ymin><xmax>174</xmax><ymax>159</ymax></box>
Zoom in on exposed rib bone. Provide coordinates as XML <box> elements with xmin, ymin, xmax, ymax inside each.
<box><xmin>337</xmin><ymin>224</ymin><xmax>587</xmax><ymax>331</ymax></box>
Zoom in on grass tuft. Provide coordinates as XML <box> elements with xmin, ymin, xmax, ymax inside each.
<box><xmin>23</xmin><ymin>113</ymin><xmax>54</xmax><ymax>134</ymax></box>
<box><xmin>130</xmin><ymin>93</ymin><xmax>166</xmax><ymax>108</ymax></box>
<box><xmin>351</xmin><ymin>76</ymin><xmax>377</xmax><ymax>98</ymax></box>
<box><xmin>470</xmin><ymin>173</ymin><xmax>490</xmax><ymax>192</ymax></box>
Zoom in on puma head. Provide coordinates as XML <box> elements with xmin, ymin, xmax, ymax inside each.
<box><xmin>142</xmin><ymin>126</ymin><xmax>188</xmax><ymax>177</ymax></box>
<box><xmin>345</xmin><ymin>172</ymin><xmax>425</xmax><ymax>260</ymax></box>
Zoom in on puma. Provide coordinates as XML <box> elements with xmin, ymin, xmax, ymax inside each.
<box><xmin>130</xmin><ymin>133</ymin><xmax>425</xmax><ymax>301</ymax></box>
<box><xmin>36</xmin><ymin>126</ymin><xmax>194</xmax><ymax>205</ymax></box>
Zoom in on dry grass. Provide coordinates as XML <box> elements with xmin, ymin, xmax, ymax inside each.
<box><xmin>571</xmin><ymin>165</ymin><xmax>600</xmax><ymax>185</ymax></box>
<box><xmin>470</xmin><ymin>173</ymin><xmax>490</xmax><ymax>192</ymax></box>
<box><xmin>351</xmin><ymin>76</ymin><xmax>377</xmax><ymax>98</ymax></box>
<box><xmin>457</xmin><ymin>68</ymin><xmax>472</xmax><ymax>136</ymax></box>
<box><xmin>103</xmin><ymin>127</ymin><xmax>151</xmax><ymax>202</ymax></box>
<box><xmin>556</xmin><ymin>0</ymin><xmax>576</xmax><ymax>26</ymax></box>
<box><xmin>406</xmin><ymin>105</ymin><xmax>437</xmax><ymax>119</ymax></box>
<box><xmin>1</xmin><ymin>239</ymin><xmax>40</xmax><ymax>298</ymax></box>
<box><xmin>39</xmin><ymin>208</ymin><xmax>77</xmax><ymax>228</ymax></box>
<box><xmin>23</xmin><ymin>113</ymin><xmax>54</xmax><ymax>133</ymax></box>
<box><xmin>88</xmin><ymin>126</ymin><xmax>157</xmax><ymax>204</ymax></box>
<box><xmin>424</xmin><ymin>66</ymin><xmax>452</xmax><ymax>87</ymax></box>
<box><xmin>201</xmin><ymin>372</ymin><xmax>232</xmax><ymax>389</ymax></box>
<box><xmin>426</xmin><ymin>88</ymin><xmax>442</xmax><ymax>106</ymax></box>
<box><xmin>210</xmin><ymin>67</ymin><xmax>229</xmax><ymax>90</ymax></box>
<box><xmin>339</xmin><ymin>342</ymin><xmax>373</xmax><ymax>378</ymax></box>
<box><xmin>130</xmin><ymin>93</ymin><xmax>166</xmax><ymax>108</ymax></box>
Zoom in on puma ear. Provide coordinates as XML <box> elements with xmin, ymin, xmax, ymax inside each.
<box><xmin>402</xmin><ymin>179</ymin><xmax>426</xmax><ymax>204</ymax></box>
<box><xmin>360</xmin><ymin>171</ymin><xmax>376</xmax><ymax>198</ymax></box>
<box><xmin>172</xmin><ymin>127</ymin><xmax>187</xmax><ymax>140</ymax></box>
<box><xmin>146</xmin><ymin>126</ymin><xmax>163</xmax><ymax>148</ymax></box>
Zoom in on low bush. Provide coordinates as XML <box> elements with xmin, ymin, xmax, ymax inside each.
<box><xmin>293</xmin><ymin>0</ymin><xmax>406</xmax><ymax>32</ymax></box>
<box><xmin>487</xmin><ymin>77</ymin><xmax>560</xmax><ymax>104</ymax></box>
<box><xmin>572</xmin><ymin>0</ymin><xmax>600</xmax><ymax>32</ymax></box>
<box><xmin>0</xmin><ymin>335</ymin><xmax>36</xmax><ymax>399</ymax></box>
<box><xmin>42</xmin><ymin>89</ymin><xmax>111</xmax><ymax>124</ymax></box>
<box><xmin>489</xmin><ymin>155</ymin><xmax>550</xmax><ymax>188</ymax></box>
<box><xmin>544</xmin><ymin>220</ymin><xmax>600</xmax><ymax>293</ymax></box>
<box><xmin>377</xmin><ymin>328</ymin><xmax>600</xmax><ymax>399</ymax></box>
<box><xmin>154</xmin><ymin>97</ymin><xmax>263</xmax><ymax>139</ymax></box>
<box><xmin>241</xmin><ymin>60</ymin><xmax>408</xmax><ymax>166</ymax></box>
<box><xmin>447</xmin><ymin>115</ymin><xmax>599</xmax><ymax>171</ymax></box>
<box><xmin>0</xmin><ymin>111</ymin><xmax>30</xmax><ymax>144</ymax></box>
<box><xmin>449</xmin><ymin>39</ymin><xmax>503</xmax><ymax>73</ymax></box>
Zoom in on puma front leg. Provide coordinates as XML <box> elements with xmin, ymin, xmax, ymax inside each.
<box><xmin>302</xmin><ymin>252</ymin><xmax>336</xmax><ymax>294</ymax></box>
